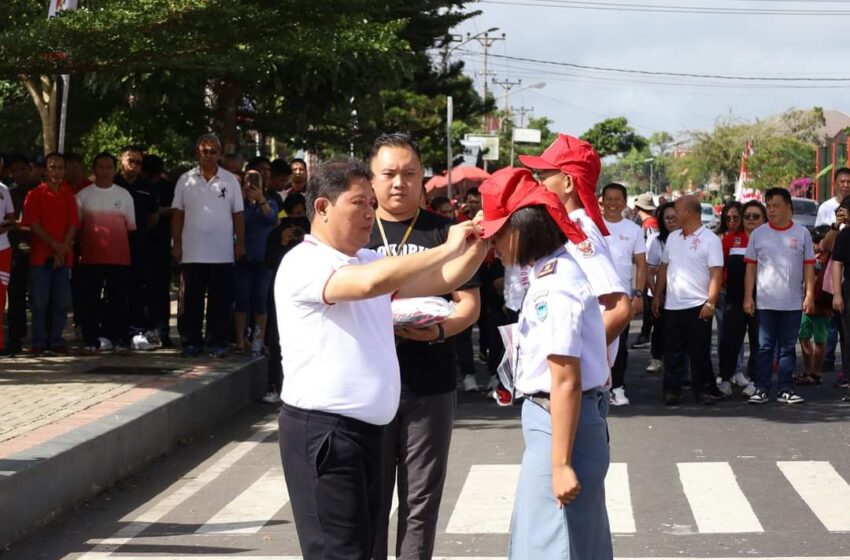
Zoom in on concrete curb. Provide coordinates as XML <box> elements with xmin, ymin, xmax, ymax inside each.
<box><xmin>0</xmin><ymin>357</ymin><xmax>267</xmax><ymax>548</ymax></box>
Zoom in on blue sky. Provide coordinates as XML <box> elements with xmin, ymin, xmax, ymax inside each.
<box><xmin>452</xmin><ymin>1</ymin><xmax>850</xmax><ymax>138</ymax></box>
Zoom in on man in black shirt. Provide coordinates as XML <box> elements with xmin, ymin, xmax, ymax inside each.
<box><xmin>115</xmin><ymin>146</ymin><xmax>159</xmax><ymax>349</ymax></box>
<box><xmin>366</xmin><ymin>134</ymin><xmax>481</xmax><ymax>560</ymax></box>
<box><xmin>4</xmin><ymin>154</ymin><xmax>37</xmax><ymax>354</ymax></box>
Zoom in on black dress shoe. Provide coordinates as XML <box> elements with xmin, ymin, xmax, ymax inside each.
<box><xmin>663</xmin><ymin>393</ymin><xmax>681</xmax><ymax>406</ymax></box>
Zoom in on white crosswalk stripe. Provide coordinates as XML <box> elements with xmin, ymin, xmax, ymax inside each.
<box><xmin>445</xmin><ymin>464</ymin><xmax>520</xmax><ymax>534</ymax></box>
<box><xmin>677</xmin><ymin>462</ymin><xmax>764</xmax><ymax>534</ymax></box>
<box><xmin>605</xmin><ymin>462</ymin><xmax>637</xmax><ymax>534</ymax></box>
<box><xmin>196</xmin><ymin>467</ymin><xmax>288</xmax><ymax>535</ymax></box>
<box><xmin>777</xmin><ymin>461</ymin><xmax>850</xmax><ymax>532</ymax></box>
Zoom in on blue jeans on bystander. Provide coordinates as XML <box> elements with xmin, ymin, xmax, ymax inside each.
<box><xmin>756</xmin><ymin>309</ymin><xmax>802</xmax><ymax>393</ymax></box>
<box><xmin>29</xmin><ymin>264</ymin><xmax>71</xmax><ymax>349</ymax></box>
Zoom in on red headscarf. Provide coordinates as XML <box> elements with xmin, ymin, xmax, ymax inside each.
<box><xmin>478</xmin><ymin>167</ymin><xmax>587</xmax><ymax>245</ymax></box>
<box><xmin>518</xmin><ymin>133</ymin><xmax>608</xmax><ymax>236</ymax></box>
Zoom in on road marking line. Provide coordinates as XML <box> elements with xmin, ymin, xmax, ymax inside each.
<box><xmin>778</xmin><ymin>460</ymin><xmax>850</xmax><ymax>532</ymax></box>
<box><xmin>606</xmin><ymin>462</ymin><xmax>636</xmax><ymax>534</ymax></box>
<box><xmin>196</xmin><ymin>467</ymin><xmax>287</xmax><ymax>534</ymax></box>
<box><xmin>677</xmin><ymin>462</ymin><xmax>764</xmax><ymax>533</ymax></box>
<box><xmin>71</xmin><ymin>556</ymin><xmax>850</xmax><ymax>560</ymax></box>
<box><xmin>445</xmin><ymin>464</ymin><xmax>520</xmax><ymax>534</ymax></box>
<box><xmin>78</xmin><ymin>419</ymin><xmax>278</xmax><ymax>558</ymax></box>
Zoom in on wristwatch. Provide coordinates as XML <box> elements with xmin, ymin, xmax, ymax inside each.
<box><xmin>429</xmin><ymin>323</ymin><xmax>446</xmax><ymax>345</ymax></box>
<box><xmin>703</xmin><ymin>302</ymin><xmax>715</xmax><ymax>310</ymax></box>
<box><xmin>634</xmin><ymin>289</ymin><xmax>645</xmax><ymax>298</ymax></box>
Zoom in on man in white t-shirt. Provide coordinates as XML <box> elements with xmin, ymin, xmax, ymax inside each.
<box><xmin>172</xmin><ymin>133</ymin><xmax>245</xmax><ymax>358</ymax></box>
<box><xmin>744</xmin><ymin>187</ymin><xmax>815</xmax><ymax>405</ymax></box>
<box><xmin>275</xmin><ymin>158</ymin><xmax>486</xmax><ymax>560</ymax></box>
<box><xmin>602</xmin><ymin>183</ymin><xmax>647</xmax><ymax>406</ymax></box>
<box><xmin>653</xmin><ymin>195</ymin><xmax>724</xmax><ymax>405</ymax></box>
<box><xmin>815</xmin><ymin>167</ymin><xmax>850</xmax><ymax>227</ymax></box>
<box><xmin>0</xmin><ymin>174</ymin><xmax>15</xmax><ymax>354</ymax></box>
<box><xmin>76</xmin><ymin>152</ymin><xmax>136</xmax><ymax>353</ymax></box>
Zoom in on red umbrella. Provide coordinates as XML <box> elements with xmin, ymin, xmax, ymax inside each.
<box><xmin>424</xmin><ymin>166</ymin><xmax>490</xmax><ymax>193</ymax></box>
<box><xmin>424</xmin><ymin>174</ymin><xmax>448</xmax><ymax>192</ymax></box>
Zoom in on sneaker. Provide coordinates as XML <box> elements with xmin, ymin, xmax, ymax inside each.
<box><xmin>842</xmin><ymin>390</ymin><xmax>850</xmax><ymax>403</ymax></box>
<box><xmin>181</xmin><ymin>345</ymin><xmax>203</xmax><ymax>358</ymax></box>
<box><xmin>209</xmin><ymin>346</ymin><xmax>228</xmax><ymax>359</ymax></box>
<box><xmin>777</xmin><ymin>389</ymin><xmax>805</xmax><ymax>404</ymax></box>
<box><xmin>645</xmin><ymin>358</ymin><xmax>663</xmax><ymax>373</ymax></box>
<box><xmin>132</xmin><ymin>333</ymin><xmax>157</xmax><ymax>351</ymax></box>
<box><xmin>748</xmin><ymin>389</ymin><xmax>769</xmax><ymax>404</ymax></box>
<box><xmin>698</xmin><ymin>386</ymin><xmax>726</xmax><ymax>403</ymax></box>
<box><xmin>493</xmin><ymin>387</ymin><xmax>513</xmax><ymax>406</ymax></box>
<box><xmin>98</xmin><ymin>337</ymin><xmax>114</xmax><ymax>351</ymax></box>
<box><xmin>261</xmin><ymin>391</ymin><xmax>282</xmax><ymax>404</ymax></box>
<box><xmin>732</xmin><ymin>372</ymin><xmax>751</xmax><ymax>387</ymax></box>
<box><xmin>610</xmin><ymin>387</ymin><xmax>630</xmax><ymax>406</ymax></box>
<box><xmin>718</xmin><ymin>381</ymin><xmax>733</xmax><ymax>397</ymax></box>
<box><xmin>834</xmin><ymin>372</ymin><xmax>849</xmax><ymax>388</ymax></box>
<box><xmin>144</xmin><ymin>330</ymin><xmax>162</xmax><ymax>347</ymax></box>
<box><xmin>742</xmin><ymin>382</ymin><xmax>757</xmax><ymax>397</ymax></box>
<box><xmin>631</xmin><ymin>335</ymin><xmax>650</xmax><ymax>349</ymax></box>
<box><xmin>486</xmin><ymin>375</ymin><xmax>500</xmax><ymax>392</ymax></box>
<box><xmin>463</xmin><ymin>374</ymin><xmax>479</xmax><ymax>392</ymax></box>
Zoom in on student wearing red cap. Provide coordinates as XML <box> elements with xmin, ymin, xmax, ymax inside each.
<box><xmin>479</xmin><ymin>167</ymin><xmax>613</xmax><ymax>559</ymax></box>
<box><xmin>519</xmin><ymin>134</ymin><xmax>631</xmax><ymax>360</ymax></box>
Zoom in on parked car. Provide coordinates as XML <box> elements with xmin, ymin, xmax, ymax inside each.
<box><xmin>700</xmin><ymin>203</ymin><xmax>718</xmax><ymax>230</ymax></box>
<box><xmin>792</xmin><ymin>197</ymin><xmax>818</xmax><ymax>231</ymax></box>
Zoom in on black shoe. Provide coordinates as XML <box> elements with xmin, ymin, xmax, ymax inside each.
<box><xmin>663</xmin><ymin>393</ymin><xmax>681</xmax><ymax>406</ymax></box>
<box><xmin>841</xmin><ymin>391</ymin><xmax>850</xmax><ymax>403</ymax></box>
<box><xmin>631</xmin><ymin>335</ymin><xmax>651</xmax><ymax>349</ymax></box>
<box><xmin>696</xmin><ymin>386</ymin><xmax>726</xmax><ymax>404</ymax></box>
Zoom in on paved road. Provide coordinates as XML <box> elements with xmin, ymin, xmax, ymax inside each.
<box><xmin>3</xmin><ymin>343</ymin><xmax>850</xmax><ymax>560</ymax></box>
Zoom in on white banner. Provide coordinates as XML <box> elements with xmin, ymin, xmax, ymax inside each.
<box><xmin>48</xmin><ymin>0</ymin><xmax>79</xmax><ymax>17</ymax></box>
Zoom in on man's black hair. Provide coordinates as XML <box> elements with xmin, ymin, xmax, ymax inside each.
<box><xmin>270</xmin><ymin>159</ymin><xmax>291</xmax><ymax>177</ymax></box>
<box><xmin>834</xmin><ymin>167</ymin><xmax>850</xmax><ymax>180</ymax></box>
<box><xmin>765</xmin><ymin>187</ymin><xmax>792</xmax><ymax>208</ymax></box>
<box><xmin>465</xmin><ymin>187</ymin><xmax>480</xmax><ymax>200</ymax></box>
<box><xmin>247</xmin><ymin>156</ymin><xmax>271</xmax><ymax>169</ymax></box>
<box><xmin>283</xmin><ymin>192</ymin><xmax>306</xmax><ymax>215</ymax></box>
<box><xmin>369</xmin><ymin>132</ymin><xmax>421</xmax><ymax>162</ymax></box>
<box><xmin>812</xmin><ymin>224</ymin><xmax>831</xmax><ymax>245</ymax></box>
<box><xmin>291</xmin><ymin>157</ymin><xmax>307</xmax><ymax>168</ymax></box>
<box><xmin>306</xmin><ymin>158</ymin><xmax>373</xmax><ymax>221</ymax></box>
<box><xmin>44</xmin><ymin>152</ymin><xmax>64</xmax><ymax>163</ymax></box>
<box><xmin>92</xmin><ymin>152</ymin><xmax>117</xmax><ymax>167</ymax></box>
<box><xmin>5</xmin><ymin>153</ymin><xmax>30</xmax><ymax>167</ymax></box>
<box><xmin>142</xmin><ymin>154</ymin><xmax>165</xmax><ymax>176</ymax></box>
<box><xmin>507</xmin><ymin>206</ymin><xmax>568</xmax><ymax>267</ymax></box>
<box><xmin>64</xmin><ymin>152</ymin><xmax>83</xmax><ymax>164</ymax></box>
<box><xmin>602</xmin><ymin>182</ymin><xmax>628</xmax><ymax>201</ymax></box>
<box><xmin>430</xmin><ymin>196</ymin><xmax>451</xmax><ymax>211</ymax></box>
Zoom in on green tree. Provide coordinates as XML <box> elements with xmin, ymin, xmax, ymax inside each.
<box><xmin>580</xmin><ymin>117</ymin><xmax>647</xmax><ymax>158</ymax></box>
<box><xmin>748</xmin><ymin>136</ymin><xmax>815</xmax><ymax>190</ymax></box>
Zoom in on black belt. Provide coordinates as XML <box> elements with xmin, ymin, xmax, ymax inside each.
<box><xmin>528</xmin><ymin>387</ymin><xmax>604</xmax><ymax>412</ymax></box>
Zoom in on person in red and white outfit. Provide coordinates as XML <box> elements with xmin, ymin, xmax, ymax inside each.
<box><xmin>0</xmin><ymin>176</ymin><xmax>15</xmax><ymax>354</ymax></box>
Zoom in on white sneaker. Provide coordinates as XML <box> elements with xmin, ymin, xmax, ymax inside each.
<box><xmin>742</xmin><ymin>382</ymin><xmax>757</xmax><ymax>397</ymax></box>
<box><xmin>132</xmin><ymin>333</ymin><xmax>156</xmax><ymax>351</ymax></box>
<box><xmin>645</xmin><ymin>358</ymin><xmax>663</xmax><ymax>373</ymax></box>
<box><xmin>261</xmin><ymin>391</ymin><xmax>282</xmax><ymax>404</ymax></box>
<box><xmin>144</xmin><ymin>330</ymin><xmax>162</xmax><ymax>347</ymax></box>
<box><xmin>610</xmin><ymin>387</ymin><xmax>630</xmax><ymax>406</ymax></box>
<box><xmin>463</xmin><ymin>374</ymin><xmax>479</xmax><ymax>392</ymax></box>
<box><xmin>732</xmin><ymin>372</ymin><xmax>751</xmax><ymax>387</ymax></box>
<box><xmin>98</xmin><ymin>337</ymin><xmax>114</xmax><ymax>351</ymax></box>
<box><xmin>486</xmin><ymin>374</ymin><xmax>499</xmax><ymax>392</ymax></box>
<box><xmin>718</xmin><ymin>380</ymin><xmax>733</xmax><ymax>396</ymax></box>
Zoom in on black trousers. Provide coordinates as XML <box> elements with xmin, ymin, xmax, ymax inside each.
<box><xmin>718</xmin><ymin>301</ymin><xmax>758</xmax><ymax>381</ymax></box>
<box><xmin>454</xmin><ymin>327</ymin><xmax>475</xmax><ymax>376</ymax></box>
<box><xmin>79</xmin><ymin>265</ymin><xmax>130</xmax><ymax>347</ymax></box>
<box><xmin>129</xmin><ymin>247</ymin><xmax>152</xmax><ymax>333</ymax></box>
<box><xmin>663</xmin><ymin>306</ymin><xmax>714</xmax><ymax>396</ymax></box>
<box><xmin>149</xmin><ymin>248</ymin><xmax>173</xmax><ymax>340</ymax></box>
<box><xmin>7</xmin><ymin>248</ymin><xmax>29</xmax><ymax>350</ymax></box>
<box><xmin>611</xmin><ymin>324</ymin><xmax>630</xmax><ymax>389</ymax></box>
<box><xmin>264</xmin><ymin>278</ymin><xmax>283</xmax><ymax>392</ymax></box>
<box><xmin>178</xmin><ymin>262</ymin><xmax>234</xmax><ymax>348</ymax></box>
<box><xmin>279</xmin><ymin>404</ymin><xmax>384</xmax><ymax>560</ymax></box>
<box><xmin>650</xmin><ymin>300</ymin><xmax>665</xmax><ymax>360</ymax></box>
<box><xmin>639</xmin><ymin>292</ymin><xmax>653</xmax><ymax>338</ymax></box>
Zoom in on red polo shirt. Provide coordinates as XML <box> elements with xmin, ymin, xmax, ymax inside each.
<box><xmin>22</xmin><ymin>182</ymin><xmax>80</xmax><ymax>266</ymax></box>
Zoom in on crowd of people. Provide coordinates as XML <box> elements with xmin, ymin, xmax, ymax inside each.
<box><xmin>1</xmin><ymin>129</ymin><xmax>849</xmax><ymax>560</ymax></box>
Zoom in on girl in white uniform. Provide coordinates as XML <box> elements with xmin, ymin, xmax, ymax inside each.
<box><xmin>479</xmin><ymin>167</ymin><xmax>613</xmax><ymax>559</ymax></box>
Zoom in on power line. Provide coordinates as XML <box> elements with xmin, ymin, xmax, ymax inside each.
<box><xmin>477</xmin><ymin>0</ymin><xmax>850</xmax><ymax>15</ymax></box>
<box><xmin>457</xmin><ymin>50</ymin><xmax>850</xmax><ymax>82</ymax></box>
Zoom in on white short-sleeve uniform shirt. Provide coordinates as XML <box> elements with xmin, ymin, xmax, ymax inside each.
<box><xmin>172</xmin><ymin>167</ymin><xmax>244</xmax><ymax>264</ymax></box>
<box><xmin>661</xmin><ymin>226</ymin><xmax>724</xmax><ymax>310</ymax></box>
<box><xmin>275</xmin><ymin>235</ymin><xmax>400</xmax><ymax>426</ymax></box>
<box><xmin>603</xmin><ymin>217</ymin><xmax>646</xmax><ymax>293</ymax></box>
<box><xmin>515</xmin><ymin>248</ymin><xmax>609</xmax><ymax>396</ymax></box>
<box><xmin>815</xmin><ymin>197</ymin><xmax>840</xmax><ymax>227</ymax></box>
<box><xmin>744</xmin><ymin>221</ymin><xmax>815</xmax><ymax>311</ymax></box>
<box><xmin>0</xmin><ymin>182</ymin><xmax>14</xmax><ymax>252</ymax></box>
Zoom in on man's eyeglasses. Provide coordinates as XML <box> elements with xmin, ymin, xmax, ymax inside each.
<box><xmin>743</xmin><ymin>213</ymin><xmax>763</xmax><ymax>220</ymax></box>
<box><xmin>200</xmin><ymin>148</ymin><xmax>219</xmax><ymax>156</ymax></box>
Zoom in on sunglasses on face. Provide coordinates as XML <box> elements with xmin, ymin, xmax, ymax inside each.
<box><xmin>200</xmin><ymin>148</ymin><xmax>219</xmax><ymax>156</ymax></box>
<box><xmin>744</xmin><ymin>213</ymin><xmax>763</xmax><ymax>220</ymax></box>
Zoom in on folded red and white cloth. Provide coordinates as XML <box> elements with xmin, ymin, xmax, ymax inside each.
<box><xmin>391</xmin><ymin>297</ymin><xmax>455</xmax><ymax>328</ymax></box>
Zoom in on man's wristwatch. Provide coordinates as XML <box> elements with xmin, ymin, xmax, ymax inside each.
<box><xmin>634</xmin><ymin>289</ymin><xmax>645</xmax><ymax>298</ymax></box>
<box><xmin>429</xmin><ymin>323</ymin><xmax>446</xmax><ymax>345</ymax></box>
<box><xmin>703</xmin><ymin>302</ymin><xmax>715</xmax><ymax>310</ymax></box>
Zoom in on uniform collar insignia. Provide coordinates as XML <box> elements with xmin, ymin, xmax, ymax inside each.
<box><xmin>537</xmin><ymin>259</ymin><xmax>557</xmax><ymax>278</ymax></box>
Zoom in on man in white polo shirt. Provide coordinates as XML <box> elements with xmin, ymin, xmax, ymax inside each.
<box><xmin>275</xmin><ymin>158</ymin><xmax>486</xmax><ymax>560</ymax></box>
<box><xmin>744</xmin><ymin>187</ymin><xmax>815</xmax><ymax>405</ymax></box>
<box><xmin>815</xmin><ymin>167</ymin><xmax>850</xmax><ymax>227</ymax></box>
<box><xmin>653</xmin><ymin>195</ymin><xmax>724</xmax><ymax>405</ymax></box>
<box><xmin>171</xmin><ymin>133</ymin><xmax>245</xmax><ymax>358</ymax></box>
<box><xmin>602</xmin><ymin>182</ymin><xmax>647</xmax><ymax>406</ymax></box>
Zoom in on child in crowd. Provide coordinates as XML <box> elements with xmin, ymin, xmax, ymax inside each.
<box><xmin>797</xmin><ymin>225</ymin><xmax>833</xmax><ymax>385</ymax></box>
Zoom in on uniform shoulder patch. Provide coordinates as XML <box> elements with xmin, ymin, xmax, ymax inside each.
<box><xmin>537</xmin><ymin>260</ymin><xmax>557</xmax><ymax>278</ymax></box>
<box><xmin>576</xmin><ymin>238</ymin><xmax>595</xmax><ymax>258</ymax></box>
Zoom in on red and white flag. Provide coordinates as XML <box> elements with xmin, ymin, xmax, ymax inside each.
<box><xmin>735</xmin><ymin>140</ymin><xmax>762</xmax><ymax>202</ymax></box>
<box><xmin>48</xmin><ymin>0</ymin><xmax>78</xmax><ymax>17</ymax></box>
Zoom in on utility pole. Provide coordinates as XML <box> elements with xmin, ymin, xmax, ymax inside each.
<box><xmin>469</xmin><ymin>31</ymin><xmax>505</xmax><ymax>102</ymax></box>
<box><xmin>511</xmin><ymin>105</ymin><xmax>534</xmax><ymax>128</ymax></box>
<box><xmin>492</xmin><ymin>78</ymin><xmax>522</xmax><ymax>122</ymax></box>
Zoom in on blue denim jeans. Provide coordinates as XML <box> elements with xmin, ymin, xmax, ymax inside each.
<box><xmin>756</xmin><ymin>309</ymin><xmax>803</xmax><ymax>393</ymax></box>
<box><xmin>29</xmin><ymin>264</ymin><xmax>71</xmax><ymax>348</ymax></box>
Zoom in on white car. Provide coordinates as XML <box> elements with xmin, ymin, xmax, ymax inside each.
<box><xmin>700</xmin><ymin>203</ymin><xmax>718</xmax><ymax>230</ymax></box>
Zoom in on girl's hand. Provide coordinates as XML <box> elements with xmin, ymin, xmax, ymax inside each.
<box><xmin>552</xmin><ymin>464</ymin><xmax>581</xmax><ymax>508</ymax></box>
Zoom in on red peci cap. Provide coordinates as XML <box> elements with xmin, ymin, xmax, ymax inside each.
<box><xmin>478</xmin><ymin>167</ymin><xmax>587</xmax><ymax>245</ymax></box>
<box><xmin>518</xmin><ymin>133</ymin><xmax>608</xmax><ymax>236</ymax></box>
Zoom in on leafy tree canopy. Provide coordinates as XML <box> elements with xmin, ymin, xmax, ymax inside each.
<box><xmin>580</xmin><ymin>117</ymin><xmax>647</xmax><ymax>158</ymax></box>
